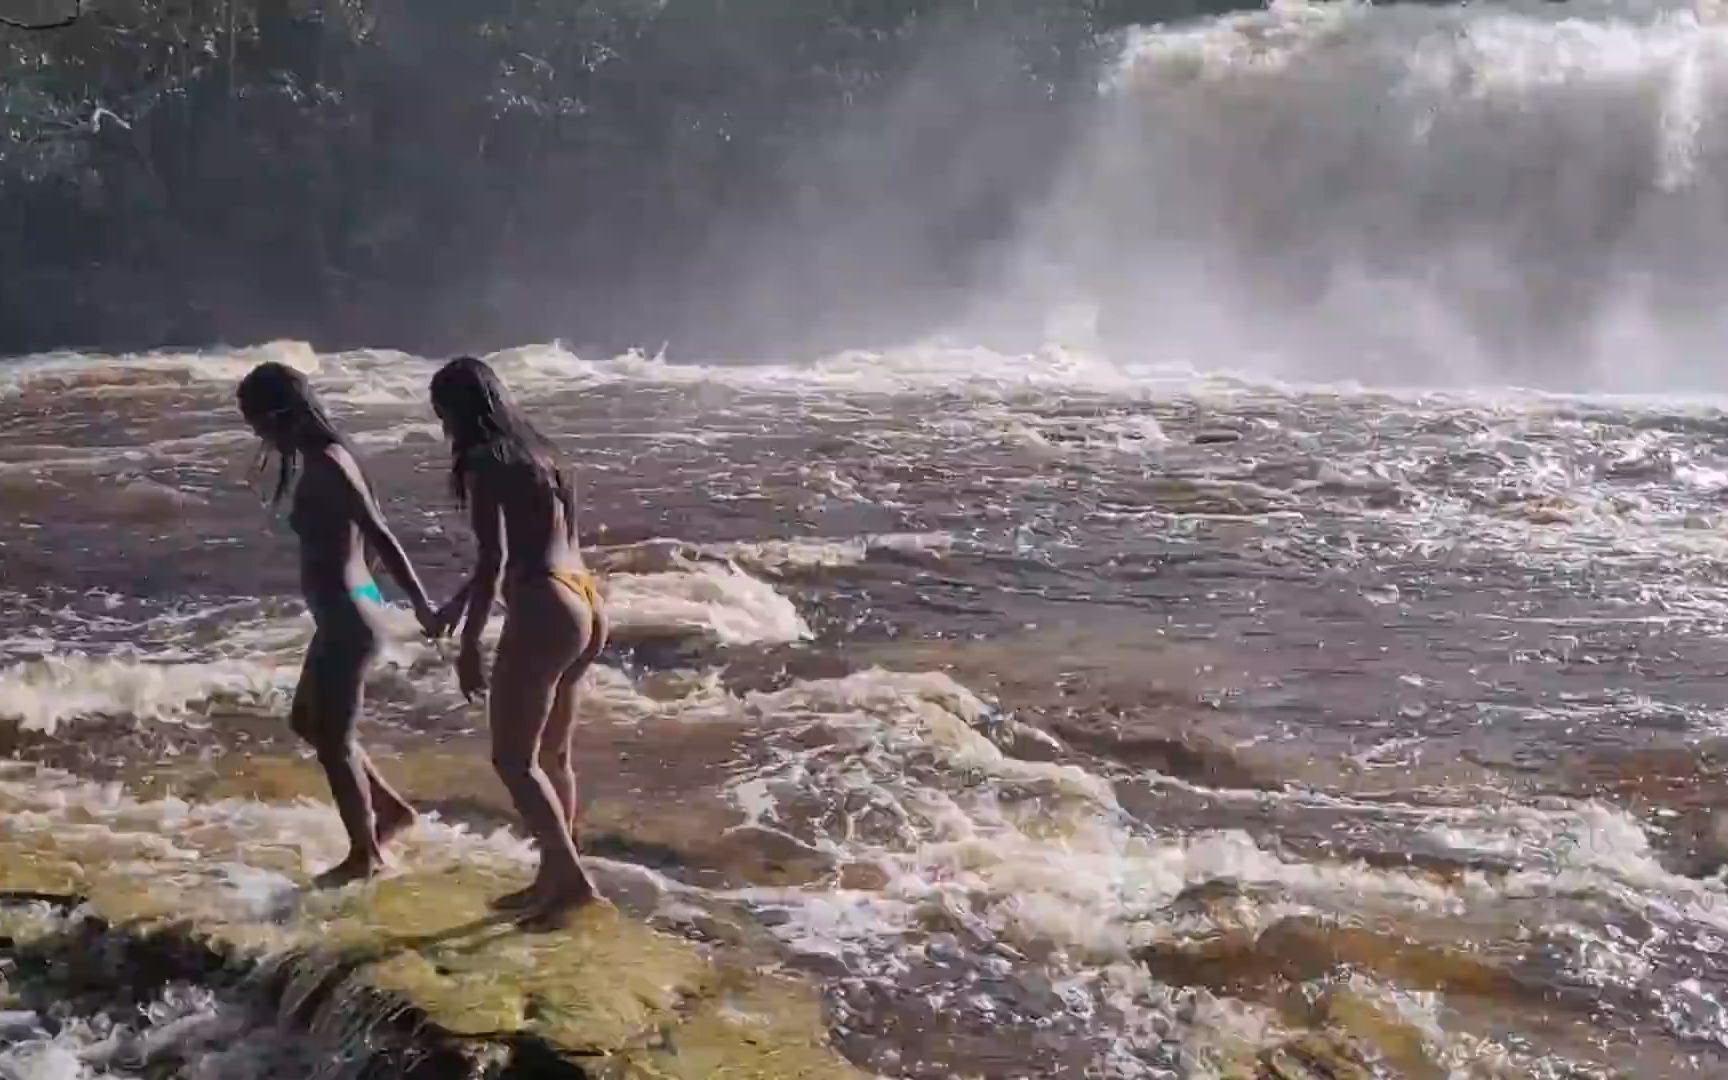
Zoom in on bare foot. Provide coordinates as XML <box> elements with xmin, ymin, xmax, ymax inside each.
<box><xmin>375</xmin><ymin>801</ymin><xmax>419</xmax><ymax>850</ymax></box>
<box><xmin>515</xmin><ymin>877</ymin><xmax>604</xmax><ymax>933</ymax></box>
<box><xmin>516</xmin><ymin>892</ymin><xmax>608</xmax><ymax>933</ymax></box>
<box><xmin>488</xmin><ymin>879</ymin><xmax>547</xmax><ymax>912</ymax></box>
<box><xmin>312</xmin><ymin>851</ymin><xmax>388</xmax><ymax>888</ymax></box>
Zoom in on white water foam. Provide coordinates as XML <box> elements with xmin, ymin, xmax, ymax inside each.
<box><xmin>992</xmin><ymin>0</ymin><xmax>1728</xmax><ymax>390</ymax></box>
<box><xmin>483</xmin><ymin>341</ymin><xmax>1153</xmax><ymax>401</ymax></box>
<box><xmin>0</xmin><ymin>554</ymin><xmax>809</xmax><ymax>732</ymax></box>
<box><xmin>0</xmin><ymin>762</ymin><xmax>533</xmax><ymax>917</ymax></box>
<box><xmin>0</xmin><ymin>340</ymin><xmax>321</xmax><ymax>400</ymax></box>
<box><xmin>603</xmin><ymin>564</ymin><xmax>811</xmax><ymax>646</ymax></box>
<box><xmin>2</xmin><ymin>338</ymin><xmax>1164</xmax><ymax>407</ymax></box>
<box><xmin>702</xmin><ymin>531</ymin><xmax>955</xmax><ymax>573</ymax></box>
<box><xmin>560</xmin><ymin>664</ymin><xmax>1728</xmax><ymax>1067</ymax></box>
<box><xmin>636</xmin><ymin>671</ymin><xmax>1422</xmax><ymax>965</ymax></box>
<box><xmin>0</xmin><ymin>653</ymin><xmax>294</xmax><ymax>734</ymax></box>
<box><xmin>5</xmin><ymin>649</ymin><xmax>1721</xmax><ymax>1071</ymax></box>
<box><xmin>0</xmin><ymin>985</ymin><xmax>318</xmax><ymax>1080</ymax></box>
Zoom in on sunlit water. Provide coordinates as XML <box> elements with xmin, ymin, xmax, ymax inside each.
<box><xmin>2</xmin><ymin>338</ymin><xmax>1728</xmax><ymax>1077</ymax></box>
<box><xmin>18</xmin><ymin>0</ymin><xmax>1728</xmax><ymax>1070</ymax></box>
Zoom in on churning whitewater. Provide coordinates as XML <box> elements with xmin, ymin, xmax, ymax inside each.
<box><xmin>997</xmin><ymin>0</ymin><xmax>1728</xmax><ymax>389</ymax></box>
<box><xmin>7</xmin><ymin>333</ymin><xmax>1728</xmax><ymax>1077</ymax></box>
<box><xmin>10</xmin><ymin>1</ymin><xmax>1728</xmax><ymax>1077</ymax></box>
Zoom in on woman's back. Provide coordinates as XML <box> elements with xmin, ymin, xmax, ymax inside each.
<box><xmin>473</xmin><ymin>452</ymin><xmax>583</xmax><ymax>577</ymax></box>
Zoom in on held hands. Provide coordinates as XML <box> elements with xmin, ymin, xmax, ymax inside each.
<box><xmin>412</xmin><ymin>596</ymin><xmax>442</xmax><ymax>640</ymax></box>
<box><xmin>408</xmin><ymin>590</ymin><xmax>465</xmax><ymax>640</ymax></box>
<box><xmin>426</xmin><ymin>583</ymin><xmax>484</xmax><ymax>702</ymax></box>
<box><xmin>429</xmin><ymin>585</ymin><xmax>471</xmax><ymax>640</ymax></box>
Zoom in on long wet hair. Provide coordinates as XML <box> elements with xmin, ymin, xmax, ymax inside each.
<box><xmin>430</xmin><ymin>356</ymin><xmax>577</xmax><ymax>539</ymax></box>
<box><xmin>236</xmin><ymin>361</ymin><xmax>350</xmax><ymax>506</ymax></box>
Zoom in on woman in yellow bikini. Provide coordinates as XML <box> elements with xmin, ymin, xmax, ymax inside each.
<box><xmin>429</xmin><ymin>356</ymin><xmax>607</xmax><ymax>923</ymax></box>
<box><xmin>237</xmin><ymin>362</ymin><xmax>438</xmax><ymax>885</ymax></box>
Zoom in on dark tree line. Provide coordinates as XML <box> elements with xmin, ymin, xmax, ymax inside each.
<box><xmin>1</xmin><ymin>0</ymin><xmax>1243</xmax><ymax>358</ymax></box>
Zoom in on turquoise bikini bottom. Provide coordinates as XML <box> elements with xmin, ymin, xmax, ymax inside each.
<box><xmin>350</xmin><ymin>581</ymin><xmax>384</xmax><ymax>605</ymax></box>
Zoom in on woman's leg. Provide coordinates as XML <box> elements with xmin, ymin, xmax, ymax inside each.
<box><xmin>293</xmin><ymin>635</ymin><xmax>412</xmax><ymax>855</ymax></box>
<box><xmin>488</xmin><ymin>582</ymin><xmax>594</xmax><ymax>916</ymax></box>
<box><xmin>305</xmin><ymin>632</ymin><xmax>388</xmax><ymax>885</ymax></box>
<box><xmin>541</xmin><ymin>603</ymin><xmax>606</xmax><ymax>843</ymax></box>
<box><xmin>288</xmin><ymin>638</ymin><xmax>322</xmax><ymax>748</ymax></box>
<box><xmin>359</xmin><ymin>748</ymin><xmax>417</xmax><ymax>848</ymax></box>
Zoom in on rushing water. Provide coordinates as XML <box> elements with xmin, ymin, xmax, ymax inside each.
<box><xmin>14</xmin><ymin>0</ymin><xmax>1728</xmax><ymax>1074</ymax></box>
<box><xmin>3</xmin><ymin>339</ymin><xmax>1728</xmax><ymax>1077</ymax></box>
<box><xmin>991</xmin><ymin>0</ymin><xmax>1728</xmax><ymax>389</ymax></box>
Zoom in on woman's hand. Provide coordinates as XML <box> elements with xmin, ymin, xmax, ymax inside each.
<box><xmin>431</xmin><ymin>587</ymin><xmax>470</xmax><ymax>639</ymax></box>
<box><xmin>457</xmin><ymin>639</ymin><xmax>488</xmax><ymax>701</ymax></box>
<box><xmin>412</xmin><ymin>596</ymin><xmax>441</xmax><ymax>639</ymax></box>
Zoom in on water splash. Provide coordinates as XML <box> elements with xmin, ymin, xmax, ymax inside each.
<box><xmin>993</xmin><ymin>0</ymin><xmax>1728</xmax><ymax>390</ymax></box>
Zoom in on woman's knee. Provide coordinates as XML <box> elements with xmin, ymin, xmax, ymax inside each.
<box><xmin>537</xmin><ymin>739</ymin><xmax>571</xmax><ymax>773</ymax></box>
<box><xmin>491</xmin><ymin>737</ymin><xmax>539</xmax><ymax>783</ymax></box>
<box><xmin>312</xmin><ymin>731</ymin><xmax>359</xmax><ymax>763</ymax></box>
<box><xmin>289</xmin><ymin>701</ymin><xmax>318</xmax><ymax>744</ymax></box>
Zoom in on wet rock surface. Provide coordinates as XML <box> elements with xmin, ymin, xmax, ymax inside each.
<box><xmin>0</xmin><ymin>764</ymin><xmax>862</xmax><ymax>1079</ymax></box>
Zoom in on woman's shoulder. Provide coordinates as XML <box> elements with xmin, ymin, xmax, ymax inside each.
<box><xmin>310</xmin><ymin>439</ymin><xmax>358</xmax><ymax>467</ymax></box>
<box><xmin>464</xmin><ymin>439</ymin><xmax>543</xmax><ymax>476</ymax></box>
<box><xmin>302</xmin><ymin>441</ymin><xmax>363</xmax><ymax>482</ymax></box>
<box><xmin>460</xmin><ymin>440</ymin><xmax>499</xmax><ymax>464</ymax></box>
<box><xmin>298</xmin><ymin>442</ymin><xmax>375</xmax><ymax>508</ymax></box>
<box><xmin>459</xmin><ymin>442</ymin><xmax>530</xmax><ymax>502</ymax></box>
<box><xmin>460</xmin><ymin>441</ymin><xmax>512</xmax><ymax>477</ymax></box>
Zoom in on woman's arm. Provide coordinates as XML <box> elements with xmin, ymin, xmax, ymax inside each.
<box><xmin>460</xmin><ymin>470</ymin><xmax>505</xmax><ymax>648</ymax></box>
<box><xmin>324</xmin><ymin>445</ymin><xmax>434</xmax><ymax>624</ymax></box>
<box><xmin>452</xmin><ymin>467</ymin><xmax>504</xmax><ymax>698</ymax></box>
<box><xmin>434</xmin><ymin>579</ymin><xmax>471</xmax><ymax>636</ymax></box>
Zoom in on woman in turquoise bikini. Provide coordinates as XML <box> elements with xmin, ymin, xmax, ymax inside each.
<box><xmin>238</xmin><ymin>362</ymin><xmax>438</xmax><ymax>885</ymax></box>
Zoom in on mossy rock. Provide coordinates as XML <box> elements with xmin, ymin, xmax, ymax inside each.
<box><xmin>0</xmin><ymin>772</ymin><xmax>862</xmax><ymax>1079</ymax></box>
<box><xmin>611</xmin><ymin>974</ymin><xmax>871</xmax><ymax>1080</ymax></box>
<box><xmin>1258</xmin><ymin>1033</ymin><xmax>1377</xmax><ymax>1080</ymax></box>
<box><xmin>1142</xmin><ymin>915</ymin><xmax>1519</xmax><ymax>999</ymax></box>
<box><xmin>0</xmin><ymin>841</ymin><xmax>84</xmax><ymax>896</ymax></box>
<box><xmin>1316</xmin><ymin>989</ymin><xmax>1441</xmax><ymax>1080</ymax></box>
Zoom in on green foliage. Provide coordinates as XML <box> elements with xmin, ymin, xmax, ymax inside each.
<box><xmin>0</xmin><ymin>0</ymin><xmax>1224</xmax><ymax>356</ymax></box>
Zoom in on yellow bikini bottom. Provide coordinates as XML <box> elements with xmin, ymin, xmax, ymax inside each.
<box><xmin>547</xmin><ymin>568</ymin><xmax>603</xmax><ymax>614</ymax></box>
